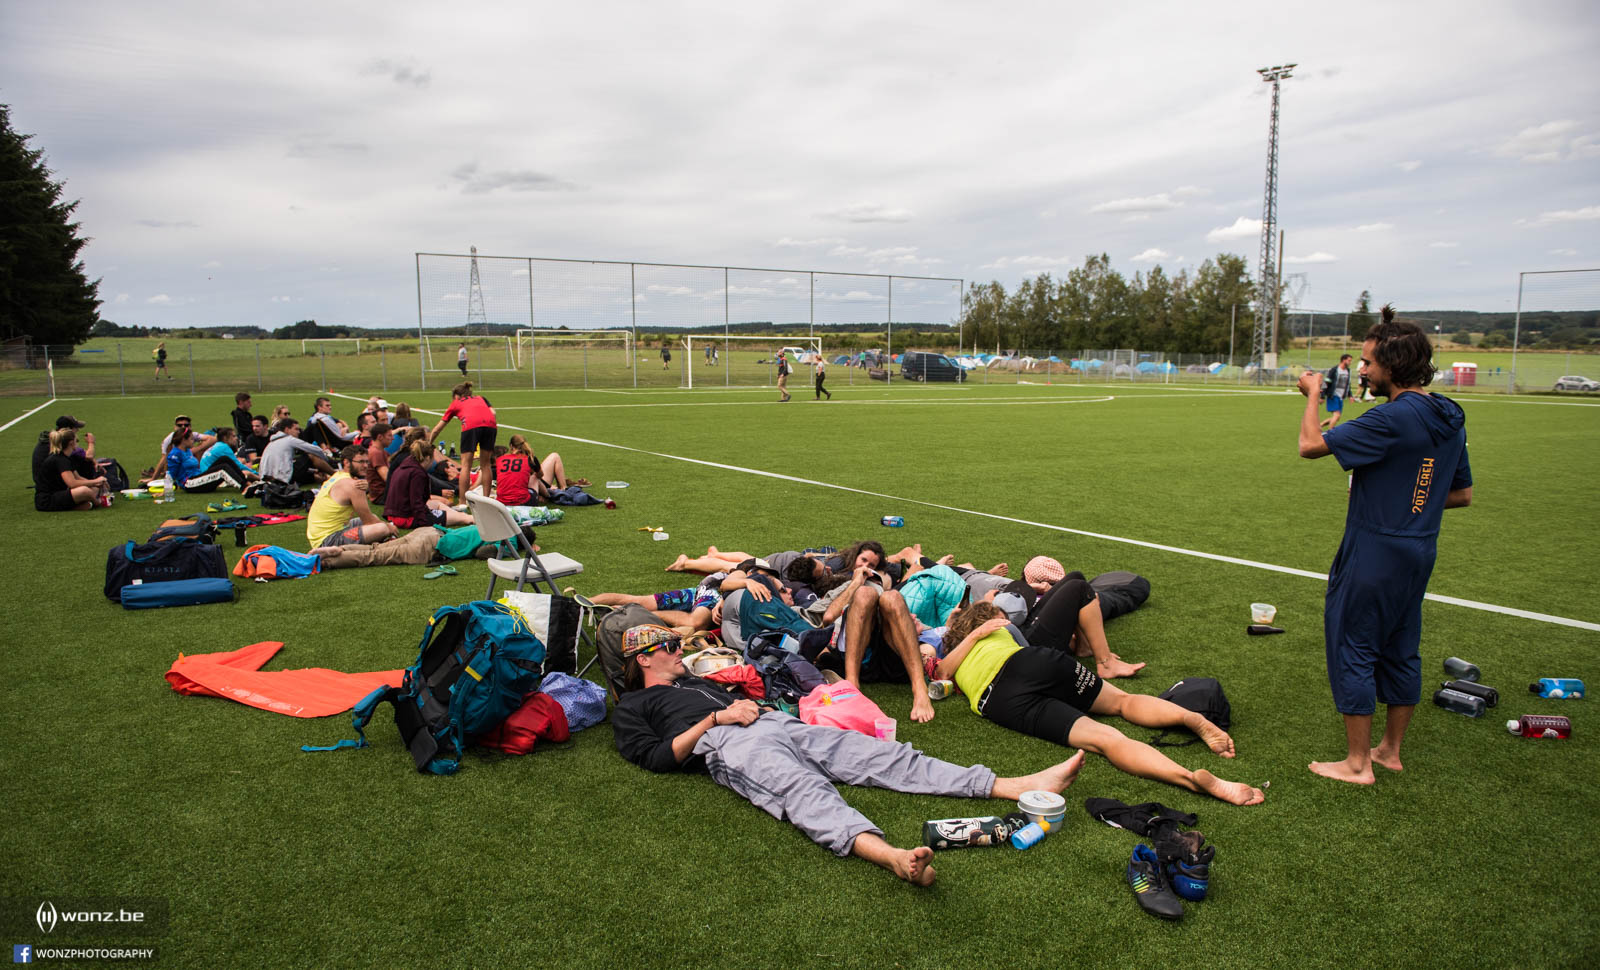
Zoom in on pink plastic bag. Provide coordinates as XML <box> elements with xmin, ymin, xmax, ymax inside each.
<box><xmin>799</xmin><ymin>682</ymin><xmax>888</xmax><ymax>736</ymax></box>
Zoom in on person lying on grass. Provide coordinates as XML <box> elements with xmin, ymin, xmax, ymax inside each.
<box><xmin>313</xmin><ymin>522</ymin><xmax>530</xmax><ymax>568</ymax></box>
<box><xmin>611</xmin><ymin>623</ymin><xmax>1087</xmax><ymax>887</ymax></box>
<box><xmin>1010</xmin><ymin>556</ymin><xmax>1145</xmax><ymax>680</ymax></box>
<box><xmin>668</xmin><ymin>540</ymin><xmax>926</xmax><ymax>586</ymax></box>
<box><xmin>589</xmin><ymin>579</ymin><xmax>726</xmax><ymax>635</ymax></box>
<box><xmin>933</xmin><ymin>602</ymin><xmax>1264</xmax><ymax>806</ymax></box>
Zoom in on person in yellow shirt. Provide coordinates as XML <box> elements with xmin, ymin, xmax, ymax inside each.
<box><xmin>306</xmin><ymin>446</ymin><xmax>398</xmax><ymax>549</ymax></box>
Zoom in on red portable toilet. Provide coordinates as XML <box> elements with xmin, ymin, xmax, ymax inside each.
<box><xmin>1451</xmin><ymin>362</ymin><xmax>1477</xmax><ymax>386</ymax></box>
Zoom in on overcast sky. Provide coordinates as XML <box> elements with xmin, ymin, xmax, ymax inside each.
<box><xmin>5</xmin><ymin>0</ymin><xmax>1598</xmax><ymax>331</ymax></box>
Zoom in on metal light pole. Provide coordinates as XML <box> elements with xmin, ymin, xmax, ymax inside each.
<box><xmin>1252</xmin><ymin>63</ymin><xmax>1295</xmax><ymax>379</ymax></box>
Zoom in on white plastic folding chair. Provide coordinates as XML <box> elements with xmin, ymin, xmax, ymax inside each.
<box><xmin>465</xmin><ymin>492</ymin><xmax>584</xmax><ymax>599</ymax></box>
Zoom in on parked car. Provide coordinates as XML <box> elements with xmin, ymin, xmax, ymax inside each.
<box><xmin>1553</xmin><ymin>375</ymin><xmax>1600</xmax><ymax>392</ymax></box>
<box><xmin>900</xmin><ymin>351</ymin><xmax>967</xmax><ymax>382</ymax></box>
<box><xmin>777</xmin><ymin>346</ymin><xmax>820</xmax><ymax>365</ymax></box>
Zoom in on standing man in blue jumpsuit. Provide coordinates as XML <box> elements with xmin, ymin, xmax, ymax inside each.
<box><xmin>1296</xmin><ymin>306</ymin><xmax>1473</xmax><ymax>785</ymax></box>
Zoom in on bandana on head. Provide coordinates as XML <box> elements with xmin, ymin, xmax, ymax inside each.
<box><xmin>1023</xmin><ymin>556</ymin><xmax>1065</xmax><ymax>587</ymax></box>
<box><xmin>622</xmin><ymin>624</ymin><xmax>681</xmax><ymax>659</ymax></box>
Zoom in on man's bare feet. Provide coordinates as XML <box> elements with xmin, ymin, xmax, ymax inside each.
<box><xmin>1189</xmin><ymin>716</ymin><xmax>1236</xmax><ymax>757</ymax></box>
<box><xmin>993</xmin><ymin>749</ymin><xmax>1086</xmax><ymax>799</ymax></box>
<box><xmin>990</xmin><ymin>562</ymin><xmax>1009</xmax><ymax>577</ymax></box>
<box><xmin>706</xmin><ymin>545</ymin><xmax>720</xmax><ymax>556</ymax></box>
<box><xmin>890</xmin><ymin>846</ymin><xmax>937</xmax><ymax>886</ymax></box>
<box><xmin>1194</xmin><ymin>769</ymin><xmax>1267</xmax><ymax>804</ymax></box>
<box><xmin>936</xmin><ymin>554</ymin><xmax>955</xmax><ymax>566</ymax></box>
<box><xmin>1098</xmin><ymin>658</ymin><xmax>1146</xmax><ymax>679</ymax></box>
<box><xmin>666</xmin><ymin>554</ymin><xmax>688</xmax><ymax>572</ymax></box>
<box><xmin>1369</xmin><ymin>747</ymin><xmax>1403</xmax><ymax>772</ymax></box>
<box><xmin>909</xmin><ymin>697</ymin><xmax>935</xmax><ymax>723</ymax></box>
<box><xmin>1308</xmin><ymin>759</ymin><xmax>1375</xmax><ymax>785</ymax></box>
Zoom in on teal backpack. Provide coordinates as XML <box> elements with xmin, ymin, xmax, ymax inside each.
<box><xmin>304</xmin><ymin>601</ymin><xmax>547</xmax><ymax>774</ymax></box>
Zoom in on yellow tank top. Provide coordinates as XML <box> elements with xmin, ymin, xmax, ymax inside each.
<box><xmin>305</xmin><ymin>471</ymin><xmax>353</xmax><ymax>548</ymax></box>
<box><xmin>953</xmin><ymin>630</ymin><xmax>1022</xmax><ymax>715</ymax></box>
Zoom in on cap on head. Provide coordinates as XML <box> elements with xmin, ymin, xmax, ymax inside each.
<box><xmin>1023</xmin><ymin>556</ymin><xmax>1065</xmax><ymax>587</ymax></box>
<box><xmin>621</xmin><ymin>624</ymin><xmax>681</xmax><ymax>659</ymax></box>
<box><xmin>55</xmin><ymin>415</ymin><xmax>85</xmax><ymax>429</ymax></box>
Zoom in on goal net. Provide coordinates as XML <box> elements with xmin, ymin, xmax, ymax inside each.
<box><xmin>422</xmin><ymin>334</ymin><xmax>516</xmax><ymax>372</ymax></box>
<box><xmin>515</xmin><ymin>329</ymin><xmax>633</xmax><ymax>367</ymax></box>
<box><xmin>300</xmin><ymin>337</ymin><xmax>363</xmax><ymax>355</ymax></box>
<box><xmin>681</xmin><ymin>334</ymin><xmax>822</xmax><ymax>388</ymax></box>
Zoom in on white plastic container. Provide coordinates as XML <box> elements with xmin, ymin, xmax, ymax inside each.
<box><xmin>1017</xmin><ymin>790</ymin><xmax>1066</xmax><ymax>828</ymax></box>
<box><xmin>1251</xmin><ymin>602</ymin><xmax>1277</xmax><ymax>624</ymax></box>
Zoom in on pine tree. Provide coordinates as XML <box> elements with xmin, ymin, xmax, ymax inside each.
<box><xmin>1350</xmin><ymin>289</ymin><xmax>1376</xmax><ymax>337</ymax></box>
<box><xmin>0</xmin><ymin>104</ymin><xmax>101</xmax><ymax>349</ymax></box>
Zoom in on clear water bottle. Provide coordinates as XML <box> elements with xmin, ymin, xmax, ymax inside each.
<box><xmin>1442</xmin><ymin>680</ymin><xmax>1498</xmax><ymax>707</ymax></box>
<box><xmin>1433</xmin><ymin>687</ymin><xmax>1486</xmax><ymax>718</ymax></box>
<box><xmin>1442</xmin><ymin>657</ymin><xmax>1480</xmax><ymax>682</ymax></box>
<box><xmin>1506</xmin><ymin>714</ymin><xmax>1572</xmax><ymax>739</ymax></box>
<box><xmin>1010</xmin><ymin>818</ymin><xmax>1052</xmax><ymax>850</ymax></box>
<box><xmin>162</xmin><ymin>471</ymin><xmax>175</xmax><ymax>504</ymax></box>
<box><xmin>1530</xmin><ymin>678</ymin><xmax>1585</xmax><ymax>700</ymax></box>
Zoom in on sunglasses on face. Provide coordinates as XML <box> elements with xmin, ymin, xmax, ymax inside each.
<box><xmin>636</xmin><ymin>640</ymin><xmax>683</xmax><ymax>657</ymax></box>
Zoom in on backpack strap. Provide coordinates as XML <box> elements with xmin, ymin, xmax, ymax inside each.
<box><xmin>300</xmin><ymin>685</ymin><xmax>398</xmax><ymax>753</ymax></box>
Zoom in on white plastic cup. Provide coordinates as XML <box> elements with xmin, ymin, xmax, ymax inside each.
<box><xmin>652</xmin><ymin>532</ymin><xmax>669</xmax><ymax>541</ymax></box>
<box><xmin>1251</xmin><ymin>603</ymin><xmax>1277</xmax><ymax>624</ymax></box>
<box><xmin>873</xmin><ymin>717</ymin><xmax>897</xmax><ymax>743</ymax></box>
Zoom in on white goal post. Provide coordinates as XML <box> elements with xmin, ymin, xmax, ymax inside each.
<box><xmin>300</xmin><ymin>337</ymin><xmax>362</xmax><ymax>355</ymax></box>
<box><xmin>680</xmin><ymin>334</ymin><xmax>822</xmax><ymax>388</ymax></box>
<box><xmin>515</xmin><ymin>328</ymin><xmax>633</xmax><ymax>368</ymax></box>
<box><xmin>420</xmin><ymin>333</ymin><xmax>517</xmax><ymax>372</ymax></box>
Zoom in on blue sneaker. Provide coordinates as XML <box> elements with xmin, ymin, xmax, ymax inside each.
<box><xmin>1167</xmin><ymin>858</ymin><xmax>1210</xmax><ymax>901</ymax></box>
<box><xmin>1127</xmin><ymin>843</ymin><xmax>1184</xmax><ymax>920</ymax></box>
<box><xmin>1154</xmin><ymin>829</ymin><xmax>1213</xmax><ymax>902</ymax></box>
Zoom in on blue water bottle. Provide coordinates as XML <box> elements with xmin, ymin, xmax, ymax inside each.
<box><xmin>881</xmin><ymin>515</ymin><xmax>904</xmax><ymax>527</ymax></box>
<box><xmin>1010</xmin><ymin>819</ymin><xmax>1052</xmax><ymax>850</ymax></box>
<box><xmin>1530</xmin><ymin>678</ymin><xmax>1585</xmax><ymax>700</ymax></box>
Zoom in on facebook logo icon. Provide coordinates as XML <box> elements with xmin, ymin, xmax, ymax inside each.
<box><xmin>12</xmin><ymin>945</ymin><xmax>31</xmax><ymax>964</ymax></box>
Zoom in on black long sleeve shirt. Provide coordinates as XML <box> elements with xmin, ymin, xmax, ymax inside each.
<box><xmin>612</xmin><ymin>676</ymin><xmax>742</xmax><ymax>773</ymax></box>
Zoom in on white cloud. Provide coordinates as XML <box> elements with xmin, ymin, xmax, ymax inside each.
<box><xmin>1284</xmin><ymin>252</ymin><xmax>1339</xmax><ymax>264</ymax></box>
<box><xmin>1131</xmin><ymin>248</ymin><xmax>1170</xmax><ymax>263</ymax></box>
<box><xmin>1396</xmin><ymin>160</ymin><xmax>1423</xmax><ymax>173</ymax></box>
<box><xmin>1354</xmin><ymin>222</ymin><xmax>1394</xmax><ymax>232</ymax></box>
<box><xmin>1549</xmin><ymin>248</ymin><xmax>1579</xmax><ymax>256</ymax></box>
<box><xmin>1429</xmin><ymin>241</ymin><xmax>1459</xmax><ymax>249</ymax></box>
<box><xmin>269</xmin><ymin>295</ymin><xmax>292</xmax><ymax>303</ymax></box>
<box><xmin>361</xmin><ymin>58</ymin><xmax>431</xmax><ymax>87</ymax></box>
<box><xmin>146</xmin><ymin>294</ymin><xmax>172</xmax><ymax>305</ymax></box>
<box><xmin>113</xmin><ymin>293</ymin><xmax>130</xmax><ymax>304</ymax></box>
<box><xmin>980</xmin><ymin>255</ymin><xmax>1072</xmax><ymax>270</ymax></box>
<box><xmin>202</xmin><ymin>259</ymin><xmax>222</xmax><ymax>269</ymax></box>
<box><xmin>775</xmin><ymin>237</ymin><xmax>846</xmax><ymax>248</ymax></box>
<box><xmin>1173</xmin><ymin>185</ymin><xmax>1207</xmax><ymax>197</ymax></box>
<box><xmin>829</xmin><ymin>245</ymin><xmax>867</xmax><ymax>258</ymax></box>
<box><xmin>817</xmin><ymin>202</ymin><xmax>912</xmax><ymax>223</ymax></box>
<box><xmin>1090</xmin><ymin>193</ymin><xmax>1182</xmax><ymax>214</ymax></box>
<box><xmin>450</xmin><ymin>162</ymin><xmax>575</xmax><ymax>194</ymax></box>
<box><xmin>727</xmin><ymin>285</ymin><xmax>774</xmax><ymax>295</ymax></box>
<box><xmin>1494</xmin><ymin>120</ymin><xmax>1600</xmax><ymax>163</ymax></box>
<box><xmin>646</xmin><ymin>285</ymin><xmax>694</xmax><ymax>296</ymax></box>
<box><xmin>440</xmin><ymin>293</ymin><xmax>465</xmax><ymax>302</ymax></box>
<box><xmin>1522</xmin><ymin>205</ymin><xmax>1600</xmax><ymax>227</ymax></box>
<box><xmin>1206</xmin><ymin>217</ymin><xmax>1262</xmax><ymax>242</ymax></box>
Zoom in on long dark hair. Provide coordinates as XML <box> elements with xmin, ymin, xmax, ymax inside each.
<box><xmin>1364</xmin><ymin>304</ymin><xmax>1436</xmax><ymax>388</ymax></box>
<box><xmin>815</xmin><ymin>539</ymin><xmax>887</xmax><ymax>595</ymax></box>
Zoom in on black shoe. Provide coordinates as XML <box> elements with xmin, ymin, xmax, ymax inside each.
<box><xmin>1127</xmin><ymin>843</ymin><xmax>1184</xmax><ymax>920</ymax></box>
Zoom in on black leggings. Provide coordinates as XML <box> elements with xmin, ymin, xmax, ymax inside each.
<box><xmin>182</xmin><ymin>457</ymin><xmax>250</xmax><ymax>493</ymax></box>
<box><xmin>978</xmin><ymin>645</ymin><xmax>1104</xmax><ymax>745</ymax></box>
<box><xmin>815</xmin><ymin>373</ymin><xmax>830</xmax><ymax>398</ymax></box>
<box><xmin>1021</xmin><ymin>572</ymin><xmax>1094</xmax><ymax>649</ymax></box>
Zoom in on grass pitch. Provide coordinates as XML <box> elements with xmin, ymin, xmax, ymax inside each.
<box><xmin>2</xmin><ymin>380</ymin><xmax>1596</xmax><ymax>969</ymax></box>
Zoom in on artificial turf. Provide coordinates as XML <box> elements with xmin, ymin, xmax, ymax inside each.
<box><xmin>1</xmin><ymin>380</ymin><xmax>1595</xmax><ymax>969</ymax></box>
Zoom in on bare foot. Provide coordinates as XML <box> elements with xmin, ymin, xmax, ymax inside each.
<box><xmin>909</xmin><ymin>697</ymin><xmax>935</xmax><ymax>723</ymax></box>
<box><xmin>1098</xmin><ymin>658</ymin><xmax>1146</xmax><ymax>679</ymax></box>
<box><xmin>890</xmin><ymin>846</ymin><xmax>937</xmax><ymax>886</ymax></box>
<box><xmin>1307</xmin><ymin>759</ymin><xmax>1375</xmax><ymax>785</ymax></box>
<box><xmin>666</xmin><ymin>554</ymin><xmax>688</xmax><ymax>572</ymax></box>
<box><xmin>1191</xmin><ymin>717</ymin><xmax>1237</xmax><ymax>758</ymax></box>
<box><xmin>990</xmin><ymin>562</ymin><xmax>1009</xmax><ymax>577</ymax></box>
<box><xmin>572</xmin><ymin>478</ymin><xmax>591</xmax><ymax>487</ymax></box>
<box><xmin>994</xmin><ymin>749</ymin><xmax>1086</xmax><ymax>798</ymax></box>
<box><xmin>936</xmin><ymin>554</ymin><xmax>955</xmax><ymax>566</ymax></box>
<box><xmin>1194</xmin><ymin>769</ymin><xmax>1267</xmax><ymax>804</ymax></box>
<box><xmin>1370</xmin><ymin>747</ymin><xmax>1403</xmax><ymax>772</ymax></box>
<box><xmin>706</xmin><ymin>545</ymin><xmax>720</xmax><ymax>555</ymax></box>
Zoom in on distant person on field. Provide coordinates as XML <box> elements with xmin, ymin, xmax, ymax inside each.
<box><xmin>428</xmin><ymin>381</ymin><xmax>498</xmax><ymax>500</ymax></box>
<box><xmin>1297</xmin><ymin>305</ymin><xmax>1473</xmax><ymax>786</ymax></box>
<box><xmin>305</xmin><ymin>446</ymin><xmax>397</xmax><ymax>550</ymax></box>
<box><xmin>775</xmin><ymin>350</ymin><xmax>791</xmax><ymax>402</ymax></box>
<box><xmin>1320</xmin><ymin>354</ymin><xmax>1353</xmax><ymax>430</ymax></box>
<box><xmin>814</xmin><ymin>355</ymin><xmax>831</xmax><ymax>400</ymax></box>
<box><xmin>661</xmin><ymin>343</ymin><xmax>672</xmax><ymax>370</ymax></box>
<box><xmin>153</xmin><ymin>342</ymin><xmax>170</xmax><ymax>380</ymax></box>
<box><xmin>457</xmin><ymin>342</ymin><xmax>469</xmax><ymax>377</ymax></box>
<box><xmin>35</xmin><ymin>428</ymin><xmax>108</xmax><ymax>511</ymax></box>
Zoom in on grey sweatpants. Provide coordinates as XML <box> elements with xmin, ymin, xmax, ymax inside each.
<box><xmin>692</xmin><ymin>713</ymin><xmax>996</xmax><ymax>856</ymax></box>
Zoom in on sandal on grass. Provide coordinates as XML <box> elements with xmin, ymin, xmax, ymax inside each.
<box><xmin>422</xmin><ymin>564</ymin><xmax>459</xmax><ymax>580</ymax></box>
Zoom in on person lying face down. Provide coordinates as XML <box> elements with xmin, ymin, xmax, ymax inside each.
<box><xmin>609</xmin><ymin>623</ymin><xmax>1088</xmax><ymax>887</ymax></box>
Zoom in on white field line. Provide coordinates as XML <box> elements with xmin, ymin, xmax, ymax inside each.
<box><xmin>329</xmin><ymin>390</ymin><xmax>1600</xmax><ymax>632</ymax></box>
<box><xmin>0</xmin><ymin>397</ymin><xmax>57</xmax><ymax>434</ymax></box>
<box><xmin>481</xmin><ymin>395</ymin><xmax>1118</xmax><ymax>413</ymax></box>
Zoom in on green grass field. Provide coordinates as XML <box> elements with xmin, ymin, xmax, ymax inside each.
<box><xmin>2</xmin><ymin>381</ymin><xmax>1597</xmax><ymax>968</ymax></box>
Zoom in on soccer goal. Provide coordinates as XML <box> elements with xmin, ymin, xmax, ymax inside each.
<box><xmin>515</xmin><ymin>328</ymin><xmax>633</xmax><ymax>368</ymax></box>
<box><xmin>421</xmin><ymin>333</ymin><xmax>516</xmax><ymax>372</ymax></box>
<box><xmin>681</xmin><ymin>334</ymin><xmax>821</xmax><ymax>388</ymax></box>
<box><xmin>300</xmin><ymin>337</ymin><xmax>362</xmax><ymax>355</ymax></box>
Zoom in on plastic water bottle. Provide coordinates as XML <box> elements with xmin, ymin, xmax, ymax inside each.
<box><xmin>1010</xmin><ymin>819</ymin><xmax>1052</xmax><ymax>850</ymax></box>
<box><xmin>1530</xmin><ymin>678</ymin><xmax>1585</xmax><ymax>700</ymax></box>
<box><xmin>162</xmin><ymin>471</ymin><xmax>175</xmax><ymax>504</ymax></box>
<box><xmin>1441</xmin><ymin>680</ymin><xmax>1498</xmax><ymax>707</ymax></box>
<box><xmin>1442</xmin><ymin>657</ymin><xmax>1480</xmax><ymax>682</ymax></box>
<box><xmin>1433</xmin><ymin>687</ymin><xmax>1486</xmax><ymax>718</ymax></box>
<box><xmin>605</xmin><ymin>481</ymin><xmax>629</xmax><ymax>489</ymax></box>
<box><xmin>881</xmin><ymin>515</ymin><xmax>904</xmax><ymax>527</ymax></box>
<box><xmin>1506</xmin><ymin>714</ymin><xmax>1572</xmax><ymax>739</ymax></box>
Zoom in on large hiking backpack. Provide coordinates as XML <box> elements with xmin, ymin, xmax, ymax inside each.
<box><xmin>596</xmin><ymin>603</ymin><xmax>663</xmax><ymax>699</ymax></box>
<box><xmin>1089</xmin><ymin>571</ymin><xmax>1151</xmax><ymax>624</ymax></box>
<box><xmin>744</xmin><ymin>630</ymin><xmax>827</xmax><ymax>708</ymax></box>
<box><xmin>303</xmin><ymin>601</ymin><xmax>548</xmax><ymax>774</ymax></box>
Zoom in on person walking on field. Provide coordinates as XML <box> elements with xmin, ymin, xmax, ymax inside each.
<box><xmin>153</xmin><ymin>342</ymin><xmax>171</xmax><ymax>380</ymax></box>
<box><xmin>1320</xmin><ymin>353</ymin><xmax>1354</xmax><ymax>430</ymax></box>
<box><xmin>428</xmin><ymin>381</ymin><xmax>498</xmax><ymax>502</ymax></box>
<box><xmin>775</xmin><ymin>350</ymin><xmax>791</xmax><ymax>402</ymax></box>
<box><xmin>457</xmin><ymin>343</ymin><xmax>469</xmax><ymax>377</ymax></box>
<box><xmin>1296</xmin><ymin>305</ymin><xmax>1473</xmax><ymax>786</ymax></box>
<box><xmin>814</xmin><ymin>355</ymin><xmax>831</xmax><ymax>400</ymax></box>
<box><xmin>661</xmin><ymin>342</ymin><xmax>672</xmax><ymax>371</ymax></box>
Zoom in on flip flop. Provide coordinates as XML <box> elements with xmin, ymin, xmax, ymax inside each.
<box><xmin>422</xmin><ymin>564</ymin><xmax>459</xmax><ymax>580</ymax></box>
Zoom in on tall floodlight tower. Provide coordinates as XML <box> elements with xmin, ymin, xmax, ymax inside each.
<box><xmin>466</xmin><ymin>245</ymin><xmax>488</xmax><ymax>335</ymax></box>
<box><xmin>1252</xmin><ymin>64</ymin><xmax>1295</xmax><ymax>374</ymax></box>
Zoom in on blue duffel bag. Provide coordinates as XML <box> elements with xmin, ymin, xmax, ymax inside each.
<box><xmin>119</xmin><ymin>577</ymin><xmax>236</xmax><ymax>610</ymax></box>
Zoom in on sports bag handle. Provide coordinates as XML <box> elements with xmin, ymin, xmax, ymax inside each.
<box><xmin>123</xmin><ymin>537</ymin><xmax>195</xmax><ymax>564</ymax></box>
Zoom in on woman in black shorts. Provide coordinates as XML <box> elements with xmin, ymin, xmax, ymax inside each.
<box><xmin>35</xmin><ymin>428</ymin><xmax>107</xmax><ymax>511</ymax></box>
<box><xmin>934</xmin><ymin>602</ymin><xmax>1264</xmax><ymax>805</ymax></box>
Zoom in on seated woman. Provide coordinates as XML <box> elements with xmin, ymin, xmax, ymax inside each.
<box><xmin>35</xmin><ymin>428</ymin><xmax>108</xmax><ymax>511</ymax></box>
<box><xmin>388</xmin><ymin>401</ymin><xmax>419</xmax><ymax>429</ymax></box>
<box><xmin>196</xmin><ymin>428</ymin><xmax>261</xmax><ymax>490</ymax></box>
<box><xmin>167</xmin><ymin>427</ymin><xmax>250</xmax><ymax>493</ymax></box>
<box><xmin>384</xmin><ymin>436</ymin><xmax>473</xmax><ymax>529</ymax></box>
<box><xmin>493</xmin><ymin>434</ymin><xmax>588</xmax><ymax>506</ymax></box>
<box><xmin>934</xmin><ymin>602</ymin><xmax>1264</xmax><ymax>806</ymax></box>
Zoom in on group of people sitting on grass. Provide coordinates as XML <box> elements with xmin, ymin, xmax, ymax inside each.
<box><xmin>603</xmin><ymin>543</ymin><xmax>1263</xmax><ymax>885</ymax></box>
